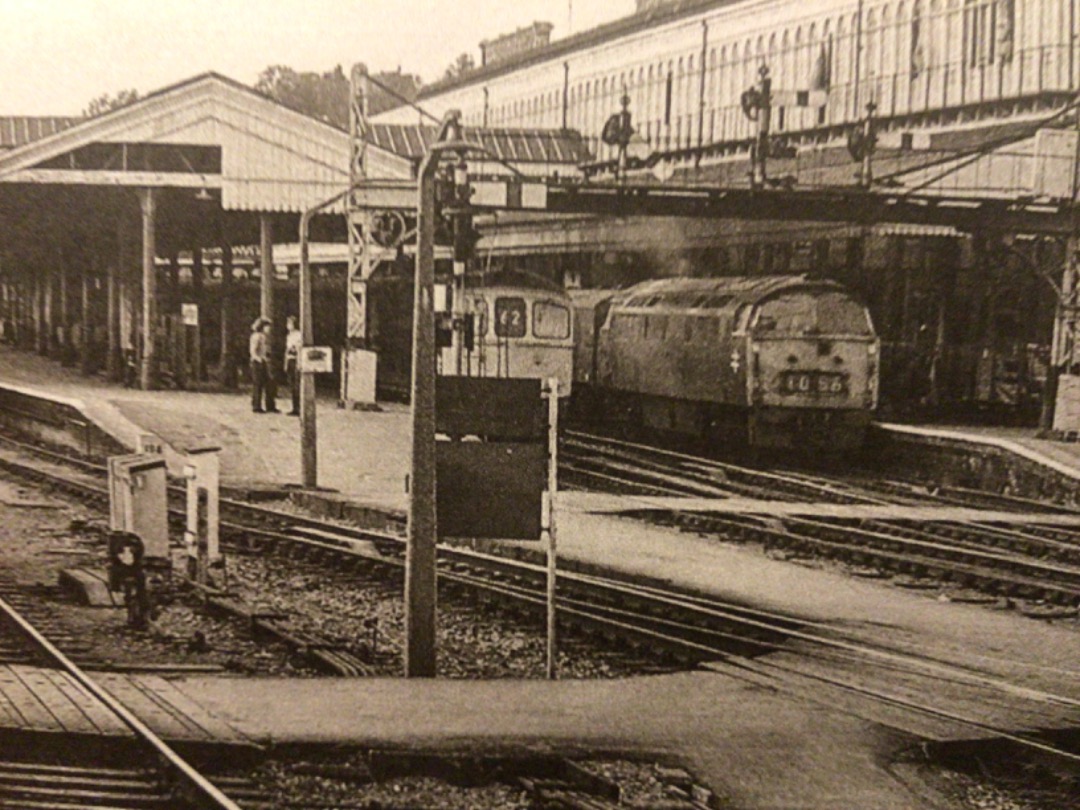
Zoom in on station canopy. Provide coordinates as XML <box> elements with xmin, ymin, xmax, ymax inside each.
<box><xmin>0</xmin><ymin>73</ymin><xmax>386</xmax><ymax>213</ymax></box>
<box><xmin>366</xmin><ymin>123</ymin><xmax>591</xmax><ymax>177</ymax></box>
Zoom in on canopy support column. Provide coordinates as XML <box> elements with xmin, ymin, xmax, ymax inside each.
<box><xmin>221</xmin><ymin>238</ymin><xmax>237</xmax><ymax>389</ymax></box>
<box><xmin>59</xmin><ymin>252</ymin><xmax>71</xmax><ymax>365</ymax></box>
<box><xmin>192</xmin><ymin>247</ymin><xmax>205</xmax><ymax>381</ymax></box>
<box><xmin>42</xmin><ymin>269</ymin><xmax>54</xmax><ymax>356</ymax></box>
<box><xmin>80</xmin><ymin>255</ymin><xmax>93</xmax><ymax>376</ymax></box>
<box><xmin>260</xmin><ymin>214</ymin><xmax>274</xmax><ymax>321</ymax></box>
<box><xmin>107</xmin><ymin>216</ymin><xmax>123</xmax><ymax>381</ymax></box>
<box><xmin>138</xmin><ymin>187</ymin><xmax>157</xmax><ymax>390</ymax></box>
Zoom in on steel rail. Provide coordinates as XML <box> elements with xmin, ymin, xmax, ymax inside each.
<box><xmin>0</xmin><ymin>593</ymin><xmax>241</xmax><ymax>810</ymax></box>
<box><xmin>564</xmin><ymin>430</ymin><xmax>883</xmax><ymax>504</ymax></box>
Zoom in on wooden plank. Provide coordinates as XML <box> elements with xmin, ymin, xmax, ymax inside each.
<box><xmin>95</xmin><ymin>675</ymin><xmax>203</xmax><ymax>740</ymax></box>
<box><xmin>116</xmin><ymin>675</ymin><xmax>251</xmax><ymax>743</ymax></box>
<box><xmin>96</xmin><ymin>674</ymin><xmax>250</xmax><ymax>743</ymax></box>
<box><xmin>0</xmin><ymin>667</ymin><xmax>64</xmax><ymax>731</ymax></box>
<box><xmin>0</xmin><ymin>667</ymin><xmax>30</xmax><ymax>727</ymax></box>
<box><xmin>14</xmin><ymin>668</ymin><xmax>103</xmax><ymax>734</ymax></box>
<box><xmin>37</xmin><ymin>669</ymin><xmax>129</xmax><ymax>737</ymax></box>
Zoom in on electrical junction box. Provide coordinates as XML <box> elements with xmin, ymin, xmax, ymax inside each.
<box><xmin>107</xmin><ymin>454</ymin><xmax>169</xmax><ymax>561</ymax></box>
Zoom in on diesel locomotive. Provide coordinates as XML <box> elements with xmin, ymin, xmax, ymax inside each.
<box><xmin>571</xmin><ymin>276</ymin><xmax>879</xmax><ymax>451</ymax></box>
<box><xmin>441</xmin><ymin>271</ymin><xmax>575</xmax><ymax>396</ymax></box>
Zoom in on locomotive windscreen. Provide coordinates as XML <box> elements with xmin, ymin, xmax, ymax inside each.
<box><xmin>755</xmin><ymin>291</ymin><xmax>872</xmax><ymax>335</ymax></box>
<box><xmin>533</xmin><ymin>300</ymin><xmax>571</xmax><ymax>339</ymax></box>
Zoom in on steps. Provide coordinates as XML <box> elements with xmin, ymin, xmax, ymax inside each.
<box><xmin>0</xmin><ymin>760</ymin><xmax>272</xmax><ymax>810</ymax></box>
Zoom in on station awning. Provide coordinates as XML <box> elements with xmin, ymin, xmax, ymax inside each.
<box><xmin>0</xmin><ymin>73</ymin><xmax>412</xmax><ymax>213</ymax></box>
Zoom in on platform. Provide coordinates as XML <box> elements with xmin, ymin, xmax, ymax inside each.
<box><xmin>0</xmin><ymin>345</ymin><xmax>410</xmax><ymax>511</ymax></box>
<box><xmin>881</xmin><ymin>421</ymin><xmax>1080</xmax><ymax>485</ymax></box>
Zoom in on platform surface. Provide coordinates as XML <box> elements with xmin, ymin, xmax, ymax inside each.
<box><xmin>882</xmin><ymin>421</ymin><xmax>1080</xmax><ymax>482</ymax></box>
<box><xmin>173</xmin><ymin>670</ymin><xmax>939</xmax><ymax>810</ymax></box>
<box><xmin>0</xmin><ymin>346</ymin><xmax>411</xmax><ymax>510</ymax></box>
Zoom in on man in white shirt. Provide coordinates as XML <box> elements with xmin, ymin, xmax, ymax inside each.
<box><xmin>284</xmin><ymin>316</ymin><xmax>301</xmax><ymax>416</ymax></box>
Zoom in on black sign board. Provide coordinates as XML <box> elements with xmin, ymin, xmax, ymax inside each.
<box><xmin>436</xmin><ymin>377</ymin><xmax>544</xmax><ymax>441</ymax></box>
<box><xmin>436</xmin><ymin>441</ymin><xmax>546</xmax><ymax>540</ymax></box>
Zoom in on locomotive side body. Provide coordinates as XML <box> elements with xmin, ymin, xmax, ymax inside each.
<box><xmin>581</xmin><ymin>276</ymin><xmax>878</xmax><ymax>451</ymax></box>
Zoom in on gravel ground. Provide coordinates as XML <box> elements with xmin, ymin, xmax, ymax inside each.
<box><xmin>0</xmin><ymin>468</ymin><xmax>654</xmax><ymax>679</ymax></box>
<box><xmin>0</xmin><ymin>473</ymin><xmax>313</xmax><ymax>674</ymax></box>
<box><xmin>929</xmin><ymin>745</ymin><xmax>1080</xmax><ymax>810</ymax></box>
<box><xmin>1</xmin><ymin>465</ymin><xmax>1076</xmax><ymax>809</ymax></box>
<box><xmin>222</xmin><ymin>550</ymin><xmax>643</xmax><ymax>678</ymax></box>
<box><xmin>243</xmin><ymin>756</ymin><xmax>694</xmax><ymax>810</ymax></box>
<box><xmin>937</xmin><ymin>769</ymin><xmax>1077</xmax><ymax>810</ymax></box>
<box><xmin>251</xmin><ymin>762</ymin><xmax>531</xmax><ymax>810</ymax></box>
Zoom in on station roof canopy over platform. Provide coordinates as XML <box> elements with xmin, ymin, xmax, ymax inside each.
<box><xmin>0</xmin><ymin>117</ymin><xmax>81</xmax><ymax>151</ymax></box>
<box><xmin>0</xmin><ymin>72</ymin><xmax>391</xmax><ymax>214</ymax></box>
<box><xmin>367</xmin><ymin>123</ymin><xmax>591</xmax><ymax>174</ymax></box>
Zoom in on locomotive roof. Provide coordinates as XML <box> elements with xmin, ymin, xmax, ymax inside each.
<box><xmin>612</xmin><ymin>275</ymin><xmax>844</xmax><ymax>312</ymax></box>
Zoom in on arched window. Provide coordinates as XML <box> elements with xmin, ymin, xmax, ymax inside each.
<box><xmin>865</xmin><ymin>9</ymin><xmax>878</xmax><ymax>79</ymax></box>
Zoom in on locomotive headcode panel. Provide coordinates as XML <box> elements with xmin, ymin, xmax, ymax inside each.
<box><xmin>576</xmin><ymin>276</ymin><xmax>879</xmax><ymax>453</ymax></box>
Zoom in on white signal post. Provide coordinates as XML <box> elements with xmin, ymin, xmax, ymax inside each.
<box><xmin>545</xmin><ymin>377</ymin><xmax>560</xmax><ymax>680</ymax></box>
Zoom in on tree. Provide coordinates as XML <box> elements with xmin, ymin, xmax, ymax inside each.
<box><xmin>255</xmin><ymin>64</ymin><xmax>422</xmax><ymax>125</ymax></box>
<box><xmin>83</xmin><ymin>89</ymin><xmax>140</xmax><ymax>117</ymax></box>
<box><xmin>442</xmin><ymin>53</ymin><xmax>476</xmax><ymax>82</ymax></box>
<box><xmin>255</xmin><ymin>65</ymin><xmax>350</xmax><ymax>129</ymax></box>
<box><xmin>366</xmin><ymin>68</ymin><xmax>422</xmax><ymax>116</ymax></box>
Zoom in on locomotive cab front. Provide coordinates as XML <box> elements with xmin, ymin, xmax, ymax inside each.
<box><xmin>744</xmin><ymin>286</ymin><xmax>878</xmax><ymax>451</ymax></box>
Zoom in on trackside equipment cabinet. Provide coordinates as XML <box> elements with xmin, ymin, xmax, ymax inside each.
<box><xmin>107</xmin><ymin>454</ymin><xmax>169</xmax><ymax>562</ymax></box>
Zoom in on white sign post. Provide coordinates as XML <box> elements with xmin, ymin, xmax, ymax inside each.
<box><xmin>544</xmin><ymin>378</ymin><xmax>559</xmax><ymax>680</ymax></box>
<box><xmin>299</xmin><ymin>346</ymin><xmax>334</xmax><ymax>374</ymax></box>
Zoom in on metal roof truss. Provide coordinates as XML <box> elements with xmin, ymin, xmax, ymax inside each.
<box><xmin>350</xmin><ymin>178</ymin><xmax>1075</xmax><ymax>236</ymax></box>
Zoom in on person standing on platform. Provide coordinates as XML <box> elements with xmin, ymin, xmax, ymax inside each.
<box><xmin>284</xmin><ymin>316</ymin><xmax>301</xmax><ymax>416</ymax></box>
<box><xmin>249</xmin><ymin>318</ymin><xmax>278</xmax><ymax>413</ymax></box>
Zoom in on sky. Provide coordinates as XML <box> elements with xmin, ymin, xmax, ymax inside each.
<box><xmin>0</xmin><ymin>0</ymin><xmax>636</xmax><ymax>116</ymax></box>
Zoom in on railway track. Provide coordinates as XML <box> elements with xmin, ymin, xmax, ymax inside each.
<box><xmin>0</xmin><ymin>433</ymin><xmax>798</xmax><ymax>665</ymax></box>
<box><xmin>562</xmin><ymin>430</ymin><xmax>1080</xmax><ymax>605</ymax></box>
<box><xmin>1</xmin><ymin>431</ymin><xmax>1079</xmax><ymax>768</ymax></box>
<box><xmin>0</xmin><ymin>584</ymin><xmax>265</xmax><ymax>809</ymax></box>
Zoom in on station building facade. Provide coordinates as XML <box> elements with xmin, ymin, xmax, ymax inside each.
<box><xmin>376</xmin><ymin>0</ymin><xmax>1076</xmax><ymax>418</ymax></box>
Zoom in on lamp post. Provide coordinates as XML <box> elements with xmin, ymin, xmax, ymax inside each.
<box><xmin>405</xmin><ymin>112</ymin><xmax>463</xmax><ymax>677</ymax></box>
<box><xmin>297</xmin><ymin>187</ymin><xmax>354</xmax><ymax>487</ymax></box>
